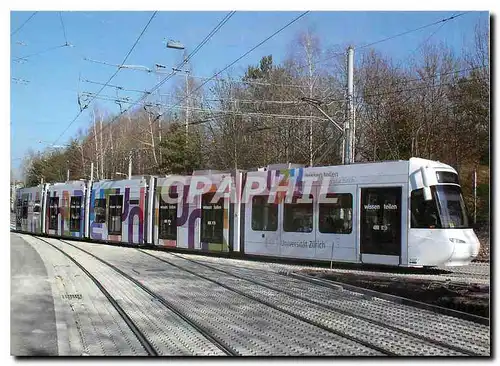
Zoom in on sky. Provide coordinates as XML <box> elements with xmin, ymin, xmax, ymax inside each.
<box><xmin>9</xmin><ymin>9</ymin><xmax>489</xmax><ymax>180</ymax></box>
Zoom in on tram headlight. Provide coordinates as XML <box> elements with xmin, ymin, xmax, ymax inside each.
<box><xmin>449</xmin><ymin>238</ymin><xmax>466</xmax><ymax>244</ymax></box>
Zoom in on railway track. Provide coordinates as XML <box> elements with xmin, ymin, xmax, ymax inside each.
<box><xmin>53</xmin><ymin>238</ymin><xmax>386</xmax><ymax>356</ymax></box>
<box><xmin>35</xmin><ymin>237</ymin><xmax>158</xmax><ymax>356</ymax></box>
<box><xmin>23</xmin><ymin>235</ymin><xmax>230</xmax><ymax>356</ymax></box>
<box><xmin>162</xmin><ymin>248</ymin><xmax>490</xmax><ymax>285</ymax></box>
<box><xmin>47</xmin><ymin>237</ymin><xmax>491</xmax><ymax>356</ymax></box>
<box><xmin>15</xmin><ymin>234</ymin><xmax>491</xmax><ymax>356</ymax></box>
<box><xmin>138</xmin><ymin>249</ymin><xmax>490</xmax><ymax>356</ymax></box>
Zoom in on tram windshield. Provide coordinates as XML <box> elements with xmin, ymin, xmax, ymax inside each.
<box><xmin>411</xmin><ymin>185</ymin><xmax>470</xmax><ymax>229</ymax></box>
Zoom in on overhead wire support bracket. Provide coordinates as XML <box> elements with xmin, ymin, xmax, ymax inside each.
<box><xmin>301</xmin><ymin>97</ymin><xmax>344</xmax><ymax>133</ymax></box>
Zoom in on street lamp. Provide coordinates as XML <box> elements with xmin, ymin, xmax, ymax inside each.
<box><xmin>154</xmin><ymin>38</ymin><xmax>187</xmax><ymax>144</ymax></box>
<box><xmin>166</xmin><ymin>40</ymin><xmax>185</xmax><ymax>50</ymax></box>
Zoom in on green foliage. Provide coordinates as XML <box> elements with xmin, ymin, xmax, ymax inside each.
<box><xmin>158</xmin><ymin>122</ymin><xmax>203</xmax><ymax>174</ymax></box>
<box><xmin>244</xmin><ymin>55</ymin><xmax>273</xmax><ymax>80</ymax></box>
<box><xmin>448</xmin><ymin>72</ymin><xmax>489</xmax><ymax>167</ymax></box>
<box><xmin>26</xmin><ymin>151</ymin><xmax>68</xmax><ymax>186</ymax></box>
<box><xmin>476</xmin><ymin>183</ymin><xmax>490</xmax><ymax>224</ymax></box>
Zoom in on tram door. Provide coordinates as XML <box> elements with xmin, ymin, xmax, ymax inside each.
<box><xmin>360</xmin><ymin>187</ymin><xmax>402</xmax><ymax>266</ymax></box>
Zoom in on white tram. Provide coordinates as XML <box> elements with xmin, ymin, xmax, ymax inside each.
<box><xmin>14</xmin><ymin>157</ymin><xmax>479</xmax><ymax>267</ymax></box>
<box><xmin>242</xmin><ymin>158</ymin><xmax>479</xmax><ymax>267</ymax></box>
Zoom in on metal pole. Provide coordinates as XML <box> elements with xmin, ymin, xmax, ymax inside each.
<box><xmin>352</xmin><ymin>84</ymin><xmax>356</xmax><ymax>163</ymax></box>
<box><xmin>309</xmin><ymin>60</ymin><xmax>314</xmax><ymax>167</ymax></box>
<box><xmin>341</xmin><ymin>139</ymin><xmax>345</xmax><ymax>165</ymax></box>
<box><xmin>185</xmin><ymin>72</ymin><xmax>189</xmax><ymax>143</ymax></box>
<box><xmin>90</xmin><ymin>161</ymin><xmax>94</xmax><ymax>182</ymax></box>
<box><xmin>330</xmin><ymin>241</ymin><xmax>335</xmax><ymax>269</ymax></box>
<box><xmin>474</xmin><ymin>169</ymin><xmax>477</xmax><ymax>224</ymax></box>
<box><xmin>128</xmin><ymin>151</ymin><xmax>132</xmax><ymax>180</ymax></box>
<box><xmin>156</xmin><ymin>66</ymin><xmax>162</xmax><ymax>146</ymax></box>
<box><xmin>345</xmin><ymin>46</ymin><xmax>354</xmax><ymax>165</ymax></box>
<box><xmin>67</xmin><ymin>169</ymin><xmax>70</xmax><ymax>182</ymax></box>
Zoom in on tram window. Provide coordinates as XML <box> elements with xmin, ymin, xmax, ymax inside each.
<box><xmin>94</xmin><ymin>198</ymin><xmax>106</xmax><ymax>224</ymax></box>
<box><xmin>48</xmin><ymin>197</ymin><xmax>59</xmax><ymax>230</ymax></box>
<box><xmin>70</xmin><ymin>196</ymin><xmax>82</xmax><ymax>232</ymax></box>
<box><xmin>201</xmin><ymin>193</ymin><xmax>224</xmax><ymax>243</ymax></box>
<box><xmin>33</xmin><ymin>200</ymin><xmax>41</xmax><ymax>213</ymax></box>
<box><xmin>319</xmin><ymin>193</ymin><xmax>353</xmax><ymax>234</ymax></box>
<box><xmin>159</xmin><ymin>193</ymin><xmax>177</xmax><ymax>240</ymax></box>
<box><xmin>436</xmin><ymin>171</ymin><xmax>459</xmax><ymax>184</ymax></box>
<box><xmin>411</xmin><ymin>189</ymin><xmax>441</xmax><ymax>228</ymax></box>
<box><xmin>412</xmin><ymin>186</ymin><xmax>469</xmax><ymax>229</ymax></box>
<box><xmin>251</xmin><ymin>195</ymin><xmax>278</xmax><ymax>231</ymax></box>
<box><xmin>435</xmin><ymin>185</ymin><xmax>470</xmax><ymax>228</ymax></box>
<box><xmin>108</xmin><ymin>195</ymin><xmax>123</xmax><ymax>235</ymax></box>
<box><xmin>16</xmin><ymin>199</ymin><xmax>22</xmax><ymax>221</ymax></box>
<box><xmin>283</xmin><ymin>195</ymin><xmax>314</xmax><ymax>233</ymax></box>
<box><xmin>22</xmin><ymin>199</ymin><xmax>28</xmax><ymax>219</ymax></box>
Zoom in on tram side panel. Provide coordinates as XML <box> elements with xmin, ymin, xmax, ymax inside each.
<box><xmin>243</xmin><ymin>170</ymin><xmax>281</xmax><ymax>257</ymax></box>
<box><xmin>154</xmin><ymin>176</ymin><xmax>183</xmax><ymax>248</ymax></box>
<box><xmin>45</xmin><ymin>181</ymin><xmax>87</xmax><ymax>238</ymax></box>
<box><xmin>154</xmin><ymin>172</ymin><xmax>240</xmax><ymax>252</ymax></box>
<box><xmin>89</xmin><ymin>178</ymin><xmax>148</xmax><ymax>245</ymax></box>
<box><xmin>243</xmin><ymin>167</ymin><xmax>359</xmax><ymax>262</ymax></box>
<box><xmin>243</xmin><ymin>163</ymin><xmax>412</xmax><ymax>265</ymax></box>
<box><xmin>313</xmin><ymin>183</ymin><xmax>358</xmax><ymax>263</ymax></box>
<box><xmin>16</xmin><ymin>185</ymin><xmax>45</xmax><ymax>234</ymax></box>
<box><xmin>198</xmin><ymin>174</ymin><xmax>230</xmax><ymax>252</ymax></box>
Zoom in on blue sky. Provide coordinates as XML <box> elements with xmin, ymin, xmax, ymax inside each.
<box><xmin>10</xmin><ymin>10</ymin><xmax>488</xmax><ymax>178</ymax></box>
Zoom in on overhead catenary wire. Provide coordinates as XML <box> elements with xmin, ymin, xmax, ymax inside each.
<box><xmin>80</xmin><ymin>92</ymin><xmax>317</xmax><ymax>121</ymax></box>
<box><xmin>138</xmin><ymin>11</ymin><xmax>237</xmax><ymax>101</ymax></box>
<box><xmin>83</xmin><ymin>57</ymin><xmax>309</xmax><ymax>89</ymax></box>
<box><xmin>85</xmin><ymin>11</ymin><xmax>471</xmax><ymax>96</ymax></box>
<box><xmin>294</xmin><ymin>12</ymin><xmax>469</xmax><ymax>73</ymax></box>
<box><xmin>11</xmin><ymin>11</ymin><xmax>38</xmax><ymax>37</ymax></box>
<box><xmin>321</xmin><ymin>65</ymin><xmax>488</xmax><ymax>104</ymax></box>
<box><xmin>324</xmin><ymin>75</ymin><xmax>484</xmax><ymax>105</ymax></box>
<box><xmin>387</xmin><ymin>11</ymin><xmax>469</xmax><ymax>73</ymax></box>
<box><xmin>80</xmin><ymin>13</ymin><xmax>237</xmax><ymax>98</ymax></box>
<box><xmin>188</xmin><ymin>73</ymin><xmax>307</xmax><ymax>89</ymax></box>
<box><xmin>52</xmin><ymin>11</ymin><xmax>158</xmax><ymax>145</ymax></box>
<box><xmin>77</xmin><ymin>11</ymin><xmax>315</xmax><ymax>141</ymax></box>
<box><xmin>81</xmin><ymin>78</ymin><xmax>152</xmax><ymax>94</ymax></box>
<box><xmin>356</xmin><ymin>12</ymin><xmax>469</xmax><ymax>51</ymax></box>
<box><xmin>12</xmin><ymin>43</ymin><xmax>70</xmax><ymax>62</ymax></box>
<box><xmin>84</xmin><ymin>11</ymin><xmax>238</xmax><ymax>103</ymax></box>
<box><xmin>401</xmin><ymin>20</ymin><xmax>449</xmax><ymax>60</ymax></box>
<box><xmin>384</xmin><ymin>65</ymin><xmax>488</xmax><ymax>89</ymax></box>
<box><xmin>82</xmin><ymin>90</ymin><xmax>301</xmax><ymax>106</ymax></box>
<box><xmin>185</xmin><ymin>11</ymin><xmax>236</xmax><ymax>62</ymax></box>
<box><xmin>74</xmin><ymin>11</ymin><xmax>237</xmax><ymax>139</ymax></box>
<box><xmin>59</xmin><ymin>11</ymin><xmax>69</xmax><ymax>45</ymax></box>
<box><xmin>148</xmin><ymin>11</ymin><xmax>310</xmax><ymax>126</ymax></box>
<box><xmin>357</xmin><ymin>76</ymin><xmax>481</xmax><ymax>101</ymax></box>
<box><xmin>83</xmin><ymin>57</ymin><xmax>156</xmax><ymax>72</ymax></box>
<box><xmin>12</xmin><ymin>77</ymin><xmax>30</xmax><ymax>85</ymax></box>
<box><xmin>78</xmin><ymin>11</ymin><xmax>158</xmax><ymax>110</ymax></box>
<box><xmin>45</xmin><ymin>10</ymin><xmax>480</xmax><ymax>158</ymax></box>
